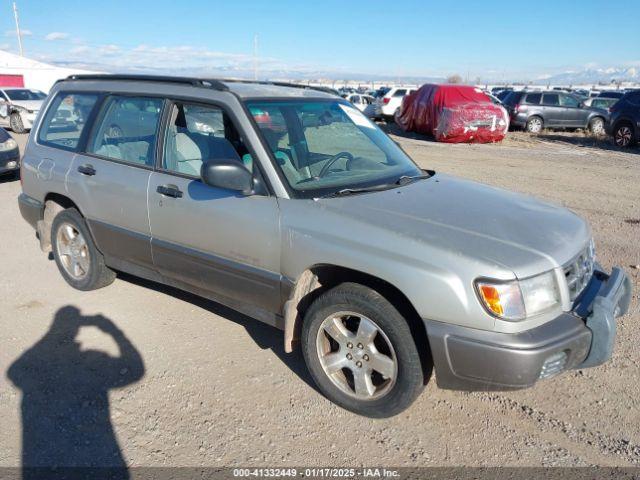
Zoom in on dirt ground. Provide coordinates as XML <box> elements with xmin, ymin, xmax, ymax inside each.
<box><xmin>0</xmin><ymin>130</ymin><xmax>638</xmax><ymax>469</ymax></box>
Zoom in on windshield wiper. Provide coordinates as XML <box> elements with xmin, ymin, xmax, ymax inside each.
<box><xmin>321</xmin><ymin>184</ymin><xmax>396</xmax><ymax>198</ymax></box>
<box><xmin>394</xmin><ymin>172</ymin><xmax>432</xmax><ymax>186</ymax></box>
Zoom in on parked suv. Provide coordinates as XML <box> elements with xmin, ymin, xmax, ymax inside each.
<box><xmin>606</xmin><ymin>90</ymin><xmax>640</xmax><ymax>147</ymax></box>
<box><xmin>0</xmin><ymin>87</ymin><xmax>47</xmax><ymax>133</ymax></box>
<box><xmin>18</xmin><ymin>75</ymin><xmax>631</xmax><ymax>417</ymax></box>
<box><xmin>503</xmin><ymin>91</ymin><xmax>607</xmax><ymax>134</ymax></box>
<box><xmin>374</xmin><ymin>86</ymin><xmax>417</xmax><ymax>121</ymax></box>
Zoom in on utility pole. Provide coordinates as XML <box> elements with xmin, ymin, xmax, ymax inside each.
<box><xmin>253</xmin><ymin>34</ymin><xmax>259</xmax><ymax>81</ymax></box>
<box><xmin>13</xmin><ymin>2</ymin><xmax>24</xmax><ymax>56</ymax></box>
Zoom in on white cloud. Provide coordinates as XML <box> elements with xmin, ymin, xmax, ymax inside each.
<box><xmin>4</xmin><ymin>29</ymin><xmax>33</xmax><ymax>37</ymax></box>
<box><xmin>45</xmin><ymin>32</ymin><xmax>69</xmax><ymax>41</ymax></box>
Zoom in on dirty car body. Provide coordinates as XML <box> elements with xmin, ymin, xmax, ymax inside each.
<box><xmin>18</xmin><ymin>75</ymin><xmax>632</xmax><ymax>416</ymax></box>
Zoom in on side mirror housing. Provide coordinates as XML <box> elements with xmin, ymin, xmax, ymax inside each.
<box><xmin>201</xmin><ymin>159</ymin><xmax>253</xmax><ymax>194</ymax></box>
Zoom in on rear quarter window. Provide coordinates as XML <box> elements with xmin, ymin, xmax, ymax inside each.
<box><xmin>524</xmin><ymin>93</ymin><xmax>541</xmax><ymax>104</ymax></box>
<box><xmin>38</xmin><ymin>92</ymin><xmax>99</xmax><ymax>151</ymax></box>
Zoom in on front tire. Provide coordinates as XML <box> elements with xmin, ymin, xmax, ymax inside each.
<box><xmin>51</xmin><ymin>208</ymin><xmax>116</xmax><ymax>291</ymax></box>
<box><xmin>10</xmin><ymin>112</ymin><xmax>26</xmax><ymax>134</ymax></box>
<box><xmin>301</xmin><ymin>283</ymin><xmax>426</xmax><ymax>418</ymax></box>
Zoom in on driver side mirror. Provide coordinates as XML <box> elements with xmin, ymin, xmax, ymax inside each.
<box><xmin>201</xmin><ymin>159</ymin><xmax>253</xmax><ymax>195</ymax></box>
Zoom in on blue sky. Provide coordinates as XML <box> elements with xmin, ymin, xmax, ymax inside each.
<box><xmin>1</xmin><ymin>0</ymin><xmax>638</xmax><ymax>80</ymax></box>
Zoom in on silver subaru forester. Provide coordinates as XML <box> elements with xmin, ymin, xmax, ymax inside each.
<box><xmin>18</xmin><ymin>75</ymin><xmax>632</xmax><ymax>417</ymax></box>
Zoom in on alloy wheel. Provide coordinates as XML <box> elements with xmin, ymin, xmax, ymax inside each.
<box><xmin>55</xmin><ymin>222</ymin><xmax>90</xmax><ymax>280</ymax></box>
<box><xmin>316</xmin><ymin>312</ymin><xmax>397</xmax><ymax>400</ymax></box>
<box><xmin>527</xmin><ymin>118</ymin><xmax>542</xmax><ymax>133</ymax></box>
<box><xmin>615</xmin><ymin>126</ymin><xmax>632</xmax><ymax>147</ymax></box>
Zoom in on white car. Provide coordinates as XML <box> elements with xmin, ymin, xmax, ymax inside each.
<box><xmin>346</xmin><ymin>94</ymin><xmax>375</xmax><ymax>117</ymax></box>
<box><xmin>0</xmin><ymin>88</ymin><xmax>47</xmax><ymax>133</ymax></box>
<box><xmin>374</xmin><ymin>87</ymin><xmax>417</xmax><ymax>121</ymax></box>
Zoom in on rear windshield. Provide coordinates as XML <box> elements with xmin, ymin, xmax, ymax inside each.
<box><xmin>5</xmin><ymin>89</ymin><xmax>46</xmax><ymax>101</ymax></box>
<box><xmin>502</xmin><ymin>91</ymin><xmax>523</xmax><ymax>105</ymax></box>
<box><xmin>524</xmin><ymin>93</ymin><xmax>541</xmax><ymax>104</ymax></box>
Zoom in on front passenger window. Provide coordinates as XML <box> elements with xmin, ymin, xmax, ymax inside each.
<box><xmin>87</xmin><ymin>96</ymin><xmax>163</xmax><ymax>166</ymax></box>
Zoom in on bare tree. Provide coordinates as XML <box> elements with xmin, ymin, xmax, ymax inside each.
<box><xmin>446</xmin><ymin>74</ymin><xmax>463</xmax><ymax>84</ymax></box>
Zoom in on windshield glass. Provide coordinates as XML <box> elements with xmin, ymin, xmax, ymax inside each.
<box><xmin>246</xmin><ymin>99</ymin><xmax>422</xmax><ymax>197</ymax></box>
<box><xmin>6</xmin><ymin>89</ymin><xmax>46</xmax><ymax>101</ymax></box>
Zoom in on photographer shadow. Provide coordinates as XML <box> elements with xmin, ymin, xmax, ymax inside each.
<box><xmin>6</xmin><ymin>306</ymin><xmax>145</xmax><ymax>480</ymax></box>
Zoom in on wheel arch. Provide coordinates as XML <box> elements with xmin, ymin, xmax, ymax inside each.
<box><xmin>283</xmin><ymin>264</ymin><xmax>431</xmax><ymax>381</ymax></box>
<box><xmin>39</xmin><ymin>192</ymin><xmax>88</xmax><ymax>252</ymax></box>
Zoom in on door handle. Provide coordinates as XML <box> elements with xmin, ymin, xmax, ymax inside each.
<box><xmin>156</xmin><ymin>184</ymin><xmax>183</xmax><ymax>198</ymax></box>
<box><xmin>77</xmin><ymin>164</ymin><xmax>96</xmax><ymax>176</ymax></box>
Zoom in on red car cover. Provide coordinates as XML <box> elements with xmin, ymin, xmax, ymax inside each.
<box><xmin>395</xmin><ymin>84</ymin><xmax>509</xmax><ymax>143</ymax></box>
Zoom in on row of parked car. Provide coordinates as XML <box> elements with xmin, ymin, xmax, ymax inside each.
<box><xmin>498</xmin><ymin>88</ymin><xmax>640</xmax><ymax>147</ymax></box>
<box><xmin>339</xmin><ymin>83</ymin><xmax>639</xmax><ymax>147</ymax></box>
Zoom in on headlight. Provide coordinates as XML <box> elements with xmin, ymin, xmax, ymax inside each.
<box><xmin>0</xmin><ymin>138</ymin><xmax>18</xmax><ymax>151</ymax></box>
<box><xmin>476</xmin><ymin>271</ymin><xmax>560</xmax><ymax>321</ymax></box>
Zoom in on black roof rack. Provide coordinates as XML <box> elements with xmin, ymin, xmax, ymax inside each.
<box><xmin>63</xmin><ymin>74</ymin><xmax>338</xmax><ymax>96</ymax></box>
<box><xmin>220</xmin><ymin>79</ymin><xmax>338</xmax><ymax>96</ymax></box>
<box><xmin>64</xmin><ymin>74</ymin><xmax>229</xmax><ymax>91</ymax></box>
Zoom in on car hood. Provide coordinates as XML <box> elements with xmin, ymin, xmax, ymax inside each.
<box><xmin>316</xmin><ymin>173</ymin><xmax>591</xmax><ymax>278</ymax></box>
<box><xmin>10</xmin><ymin>100</ymin><xmax>43</xmax><ymax>111</ymax></box>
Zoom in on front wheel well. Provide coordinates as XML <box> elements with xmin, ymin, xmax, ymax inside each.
<box><xmin>284</xmin><ymin>265</ymin><xmax>431</xmax><ymax>382</ymax></box>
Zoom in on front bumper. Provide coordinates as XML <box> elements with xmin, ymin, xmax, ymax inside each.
<box><xmin>0</xmin><ymin>146</ymin><xmax>20</xmax><ymax>174</ymax></box>
<box><xmin>426</xmin><ymin>267</ymin><xmax>632</xmax><ymax>391</ymax></box>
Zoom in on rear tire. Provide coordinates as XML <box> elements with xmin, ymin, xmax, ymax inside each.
<box><xmin>588</xmin><ymin>117</ymin><xmax>605</xmax><ymax>135</ymax></box>
<box><xmin>525</xmin><ymin>116</ymin><xmax>543</xmax><ymax>133</ymax></box>
<box><xmin>51</xmin><ymin>208</ymin><xmax>116</xmax><ymax>291</ymax></box>
<box><xmin>10</xmin><ymin>112</ymin><xmax>26</xmax><ymax>134</ymax></box>
<box><xmin>613</xmin><ymin>121</ymin><xmax>635</xmax><ymax>147</ymax></box>
<box><xmin>301</xmin><ymin>282</ymin><xmax>426</xmax><ymax>418</ymax></box>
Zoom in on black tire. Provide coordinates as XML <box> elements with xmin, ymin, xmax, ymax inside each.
<box><xmin>588</xmin><ymin>117</ymin><xmax>605</xmax><ymax>135</ymax></box>
<box><xmin>525</xmin><ymin>116</ymin><xmax>543</xmax><ymax>134</ymax></box>
<box><xmin>612</xmin><ymin>121</ymin><xmax>636</xmax><ymax>147</ymax></box>
<box><xmin>301</xmin><ymin>282</ymin><xmax>426</xmax><ymax>418</ymax></box>
<box><xmin>51</xmin><ymin>208</ymin><xmax>116</xmax><ymax>291</ymax></box>
<box><xmin>10</xmin><ymin>112</ymin><xmax>26</xmax><ymax>134</ymax></box>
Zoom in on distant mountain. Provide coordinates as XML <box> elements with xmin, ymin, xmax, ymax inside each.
<box><xmin>540</xmin><ymin>66</ymin><xmax>639</xmax><ymax>85</ymax></box>
<box><xmin>50</xmin><ymin>59</ymin><xmax>445</xmax><ymax>84</ymax></box>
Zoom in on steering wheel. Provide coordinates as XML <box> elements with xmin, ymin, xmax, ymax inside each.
<box><xmin>318</xmin><ymin>152</ymin><xmax>354</xmax><ymax>178</ymax></box>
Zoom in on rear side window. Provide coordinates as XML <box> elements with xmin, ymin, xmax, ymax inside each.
<box><xmin>38</xmin><ymin>93</ymin><xmax>99</xmax><ymax>151</ymax></box>
<box><xmin>524</xmin><ymin>93</ymin><xmax>541</xmax><ymax>104</ymax></box>
<box><xmin>542</xmin><ymin>94</ymin><xmax>560</xmax><ymax>106</ymax></box>
<box><xmin>626</xmin><ymin>92</ymin><xmax>640</xmax><ymax>106</ymax></box>
<box><xmin>560</xmin><ymin>95</ymin><xmax>580</xmax><ymax>107</ymax></box>
<box><xmin>87</xmin><ymin>95</ymin><xmax>163</xmax><ymax>167</ymax></box>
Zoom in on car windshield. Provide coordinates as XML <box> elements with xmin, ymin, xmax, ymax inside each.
<box><xmin>246</xmin><ymin>99</ymin><xmax>423</xmax><ymax>198</ymax></box>
<box><xmin>5</xmin><ymin>89</ymin><xmax>46</xmax><ymax>101</ymax></box>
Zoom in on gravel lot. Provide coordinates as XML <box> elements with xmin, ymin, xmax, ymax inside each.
<box><xmin>1</xmin><ymin>130</ymin><xmax>639</xmax><ymax>468</ymax></box>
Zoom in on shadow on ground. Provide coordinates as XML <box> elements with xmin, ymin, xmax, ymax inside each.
<box><xmin>7</xmin><ymin>306</ymin><xmax>144</xmax><ymax>479</ymax></box>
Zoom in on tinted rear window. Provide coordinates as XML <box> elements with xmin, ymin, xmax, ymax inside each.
<box><xmin>38</xmin><ymin>92</ymin><xmax>99</xmax><ymax>151</ymax></box>
<box><xmin>524</xmin><ymin>93</ymin><xmax>541</xmax><ymax>104</ymax></box>
<box><xmin>542</xmin><ymin>94</ymin><xmax>560</xmax><ymax>106</ymax></box>
<box><xmin>502</xmin><ymin>91</ymin><xmax>523</xmax><ymax>105</ymax></box>
<box><xmin>393</xmin><ymin>89</ymin><xmax>407</xmax><ymax>97</ymax></box>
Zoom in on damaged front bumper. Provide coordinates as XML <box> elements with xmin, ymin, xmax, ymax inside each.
<box><xmin>425</xmin><ymin>266</ymin><xmax>632</xmax><ymax>391</ymax></box>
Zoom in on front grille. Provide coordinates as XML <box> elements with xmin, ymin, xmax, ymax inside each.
<box><xmin>563</xmin><ymin>241</ymin><xmax>595</xmax><ymax>301</ymax></box>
